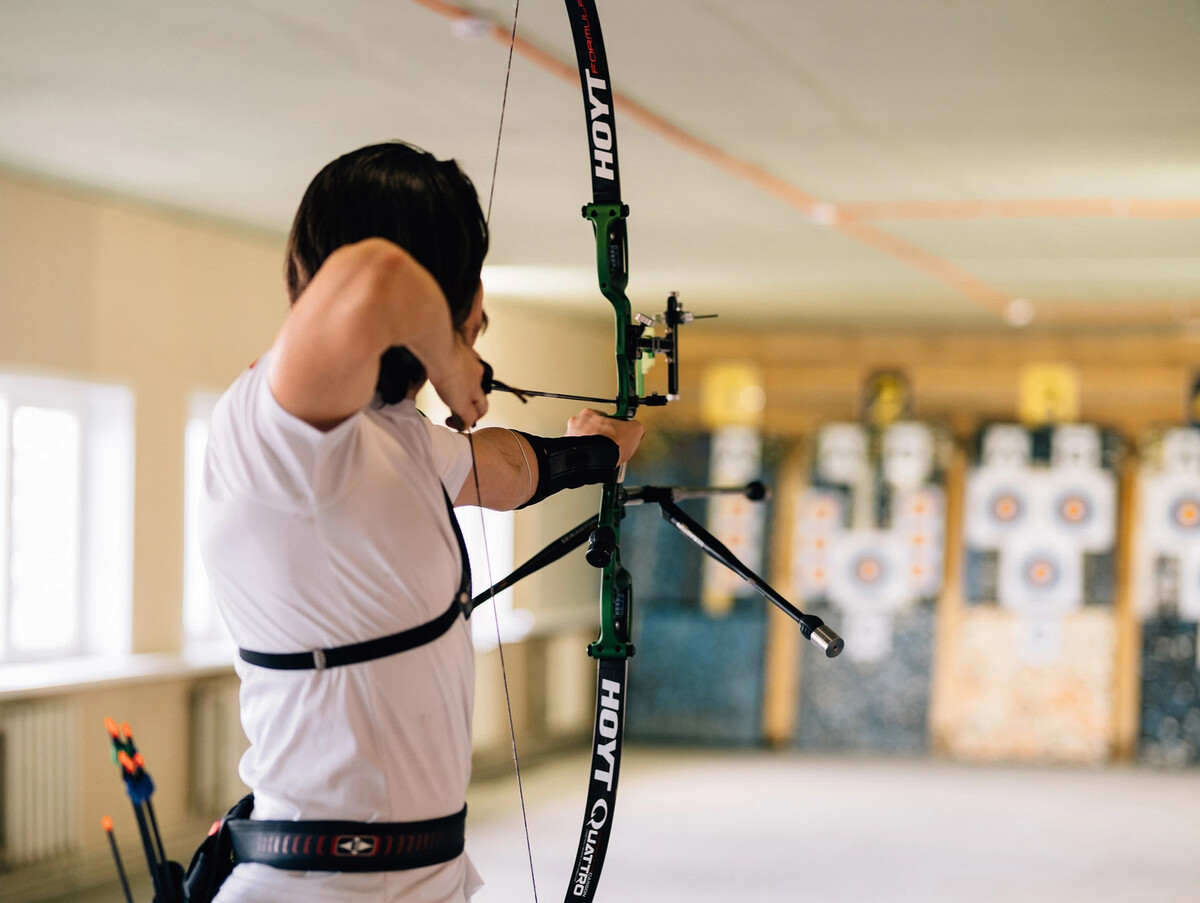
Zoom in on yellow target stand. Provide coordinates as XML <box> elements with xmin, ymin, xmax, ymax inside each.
<box><xmin>1018</xmin><ymin>364</ymin><xmax>1080</xmax><ymax>427</ymax></box>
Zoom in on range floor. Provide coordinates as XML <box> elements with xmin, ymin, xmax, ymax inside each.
<box><xmin>465</xmin><ymin>749</ymin><xmax>1199</xmax><ymax>903</ymax></box>
<box><xmin>66</xmin><ymin>748</ymin><xmax>1200</xmax><ymax>903</ymax></box>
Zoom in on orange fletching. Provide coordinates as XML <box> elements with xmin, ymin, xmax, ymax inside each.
<box><xmin>104</xmin><ymin>717</ymin><xmax>119</xmax><ymax>737</ymax></box>
<box><xmin>101</xmin><ymin>815</ymin><xmax>114</xmax><ymax>832</ymax></box>
<box><xmin>120</xmin><ymin>722</ymin><xmax>133</xmax><ymax>740</ymax></box>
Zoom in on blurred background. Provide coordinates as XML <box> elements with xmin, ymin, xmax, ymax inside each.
<box><xmin>1</xmin><ymin>2</ymin><xmax>1198</xmax><ymax>901</ymax></box>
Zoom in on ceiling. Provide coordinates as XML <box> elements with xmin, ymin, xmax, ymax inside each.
<box><xmin>1</xmin><ymin>0</ymin><xmax>1198</xmax><ymax>328</ymax></box>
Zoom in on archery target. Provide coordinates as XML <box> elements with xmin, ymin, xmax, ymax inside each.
<box><xmin>896</xmin><ymin>486</ymin><xmax>943</xmax><ymax>528</ymax></box>
<box><xmin>980</xmin><ymin>424</ymin><xmax>1032</xmax><ymax>469</ymax></box>
<box><xmin>815</xmin><ymin>423</ymin><xmax>868</xmax><ymax>485</ymax></box>
<box><xmin>1161</xmin><ymin>426</ymin><xmax>1200</xmax><ymax>472</ymax></box>
<box><xmin>1142</xmin><ymin>472</ymin><xmax>1200</xmax><ymax>550</ymax></box>
<box><xmin>841</xmin><ymin>610</ymin><xmax>896</xmax><ymax>663</ymax></box>
<box><xmin>895</xmin><ymin>487</ymin><xmax>945</xmax><ymax>598</ymax></box>
<box><xmin>908</xmin><ymin>549</ymin><xmax>943</xmax><ymax>600</ymax></box>
<box><xmin>702</xmin><ymin>427</ymin><xmax>764</xmax><ymax>611</ymax></box>
<box><xmin>708</xmin><ymin>426</ymin><xmax>761</xmax><ymax>484</ymax></box>
<box><xmin>965</xmin><ymin>468</ymin><xmax>1034</xmax><ymax>547</ymax></box>
<box><xmin>882</xmin><ymin>422</ymin><xmax>935</xmax><ymax>490</ymax></box>
<box><xmin>1177</xmin><ymin>548</ymin><xmax>1200</xmax><ymax>620</ymax></box>
<box><xmin>793</xmin><ymin>489</ymin><xmax>845</xmax><ymax>599</ymax></box>
<box><xmin>828</xmin><ymin>531</ymin><xmax>910</xmax><ymax>615</ymax></box>
<box><xmin>1171</xmin><ymin>496</ymin><xmax>1200</xmax><ymax>532</ymax></box>
<box><xmin>1049</xmin><ymin>469</ymin><xmax>1116</xmax><ymax>552</ymax></box>
<box><xmin>1051</xmin><ymin>424</ymin><xmax>1103</xmax><ymax>471</ymax></box>
<box><xmin>997</xmin><ymin>532</ymin><xmax>1084</xmax><ymax>617</ymax></box>
<box><xmin>1137</xmin><ymin>470</ymin><xmax>1200</xmax><ymax>619</ymax></box>
<box><xmin>797</xmin><ymin>488</ymin><xmax>846</xmax><ymax>534</ymax></box>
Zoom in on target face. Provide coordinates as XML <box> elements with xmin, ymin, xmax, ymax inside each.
<box><xmin>794</xmin><ymin>489</ymin><xmax>847</xmax><ymax>599</ymax></box>
<box><xmin>1057</xmin><ymin>493</ymin><xmax>1092</xmax><ymax>526</ymax></box>
<box><xmin>990</xmin><ymin>492</ymin><xmax>1024</xmax><ymax>524</ymax></box>
<box><xmin>966</xmin><ymin>469</ymin><xmax>1035</xmax><ymax>547</ymax></box>
<box><xmin>815</xmin><ymin>423</ymin><xmax>868</xmax><ymax>485</ymax></box>
<box><xmin>1049</xmin><ymin>470</ymin><xmax>1116</xmax><ymax>551</ymax></box>
<box><xmin>853</xmin><ymin>553</ymin><xmax>887</xmax><ymax>585</ymax></box>
<box><xmin>1178</xmin><ymin>549</ymin><xmax>1200</xmax><ymax>620</ymax></box>
<box><xmin>828</xmin><ymin>532</ymin><xmax>910</xmax><ymax>614</ymax></box>
<box><xmin>1140</xmin><ymin>467</ymin><xmax>1200</xmax><ymax>618</ymax></box>
<box><xmin>997</xmin><ymin>533</ymin><xmax>1083</xmax><ymax>616</ymax></box>
<box><xmin>1023</xmin><ymin>556</ymin><xmax>1060</xmax><ymax>589</ymax></box>
<box><xmin>1171</xmin><ymin>497</ymin><xmax>1200</xmax><ymax>531</ymax></box>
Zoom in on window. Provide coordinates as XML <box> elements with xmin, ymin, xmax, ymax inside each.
<box><xmin>183</xmin><ymin>391</ymin><xmax>228</xmax><ymax>645</ymax></box>
<box><xmin>417</xmin><ymin>385</ymin><xmax>530</xmax><ymax>646</ymax></box>
<box><xmin>456</xmin><ymin>506</ymin><xmax>531</xmax><ymax>647</ymax></box>
<box><xmin>0</xmin><ymin>372</ymin><xmax>133</xmax><ymax>663</ymax></box>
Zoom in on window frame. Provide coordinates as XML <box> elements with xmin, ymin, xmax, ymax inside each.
<box><xmin>0</xmin><ymin>371</ymin><xmax>134</xmax><ymax>665</ymax></box>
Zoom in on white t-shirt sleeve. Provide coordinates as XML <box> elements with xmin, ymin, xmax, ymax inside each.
<box><xmin>206</xmin><ymin>355</ymin><xmax>364</xmax><ymax>510</ymax></box>
<box><xmin>424</xmin><ymin>418</ymin><xmax>473</xmax><ymax>499</ymax></box>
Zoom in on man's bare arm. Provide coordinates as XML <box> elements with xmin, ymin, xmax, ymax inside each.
<box><xmin>269</xmin><ymin>238</ymin><xmax>486</xmax><ymax>431</ymax></box>
<box><xmin>453</xmin><ymin>412</ymin><xmax>644</xmax><ymax>509</ymax></box>
<box><xmin>453</xmin><ymin>428</ymin><xmax>535</xmax><ymax>509</ymax></box>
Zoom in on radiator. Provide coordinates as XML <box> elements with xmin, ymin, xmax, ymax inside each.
<box><xmin>0</xmin><ymin>700</ymin><xmax>79</xmax><ymax>867</ymax></box>
<box><xmin>189</xmin><ymin>679</ymin><xmax>248</xmax><ymax>818</ymax></box>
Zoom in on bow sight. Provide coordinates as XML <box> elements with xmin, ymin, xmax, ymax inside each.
<box><xmin>632</xmin><ymin>292</ymin><xmax>716</xmax><ymax>407</ymax></box>
<box><xmin>487</xmin><ymin>292</ymin><xmax>715</xmax><ymax>411</ymax></box>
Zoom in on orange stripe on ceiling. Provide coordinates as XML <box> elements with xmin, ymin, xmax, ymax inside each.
<box><xmin>415</xmin><ymin>0</ymin><xmax>1012</xmax><ymax>317</ymax></box>
<box><xmin>839</xmin><ymin>199</ymin><xmax>1200</xmax><ymax>221</ymax></box>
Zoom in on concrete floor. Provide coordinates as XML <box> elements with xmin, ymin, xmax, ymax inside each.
<box><xmin>62</xmin><ymin>748</ymin><xmax>1200</xmax><ymax>903</ymax></box>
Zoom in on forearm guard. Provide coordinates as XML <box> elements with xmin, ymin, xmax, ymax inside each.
<box><xmin>515</xmin><ymin>432</ymin><xmax>620</xmax><ymax>509</ymax></box>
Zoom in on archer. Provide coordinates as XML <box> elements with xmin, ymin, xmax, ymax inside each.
<box><xmin>195</xmin><ymin>141</ymin><xmax>643</xmax><ymax>903</ymax></box>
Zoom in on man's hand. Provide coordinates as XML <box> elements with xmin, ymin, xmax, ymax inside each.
<box><xmin>427</xmin><ymin>338</ymin><xmax>489</xmax><ymax>431</ymax></box>
<box><xmin>567</xmin><ymin>408</ymin><xmax>644</xmax><ymax>466</ymax></box>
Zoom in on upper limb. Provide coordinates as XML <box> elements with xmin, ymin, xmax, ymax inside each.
<box><xmin>452</xmin><ymin>410</ymin><xmax>645</xmax><ymax>509</ymax></box>
<box><xmin>269</xmin><ymin>238</ymin><xmax>487</xmax><ymax>431</ymax></box>
<box><xmin>452</xmin><ymin>428</ymin><xmax>535</xmax><ymax>509</ymax></box>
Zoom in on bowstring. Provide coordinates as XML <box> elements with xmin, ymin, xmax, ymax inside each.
<box><xmin>469</xmin><ymin>2</ymin><xmax>540</xmax><ymax>900</ymax></box>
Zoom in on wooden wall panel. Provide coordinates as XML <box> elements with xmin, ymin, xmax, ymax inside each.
<box><xmin>657</xmin><ymin>329</ymin><xmax>1200</xmax><ymax>440</ymax></box>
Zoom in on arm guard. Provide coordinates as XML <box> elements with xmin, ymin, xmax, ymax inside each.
<box><xmin>515</xmin><ymin>432</ymin><xmax>619</xmax><ymax>509</ymax></box>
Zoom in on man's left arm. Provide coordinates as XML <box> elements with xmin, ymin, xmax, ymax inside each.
<box><xmin>453</xmin><ymin>412</ymin><xmax>644</xmax><ymax>509</ymax></box>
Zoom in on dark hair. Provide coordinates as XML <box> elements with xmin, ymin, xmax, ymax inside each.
<box><xmin>285</xmin><ymin>142</ymin><xmax>489</xmax><ymax>403</ymax></box>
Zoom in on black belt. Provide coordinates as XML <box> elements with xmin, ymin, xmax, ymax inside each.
<box><xmin>227</xmin><ymin>805</ymin><xmax>467</xmax><ymax>872</ymax></box>
<box><xmin>237</xmin><ymin>487</ymin><xmax>472</xmax><ymax>671</ymax></box>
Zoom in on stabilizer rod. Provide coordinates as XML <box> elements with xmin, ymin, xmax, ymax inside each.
<box><xmin>471</xmin><ymin>514</ymin><xmax>599</xmax><ymax>611</ymax></box>
<box><xmin>655</xmin><ymin>498</ymin><xmax>844</xmax><ymax>658</ymax></box>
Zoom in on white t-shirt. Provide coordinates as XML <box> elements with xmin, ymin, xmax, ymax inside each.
<box><xmin>200</xmin><ymin>353</ymin><xmax>482</xmax><ymax>903</ymax></box>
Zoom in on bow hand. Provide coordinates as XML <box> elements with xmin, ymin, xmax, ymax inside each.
<box><xmin>567</xmin><ymin>408</ymin><xmax>644</xmax><ymax>467</ymax></box>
